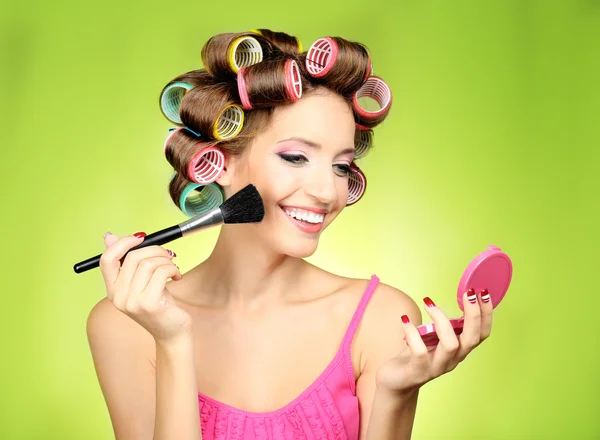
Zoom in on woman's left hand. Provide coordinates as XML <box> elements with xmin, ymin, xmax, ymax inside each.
<box><xmin>375</xmin><ymin>288</ymin><xmax>493</xmax><ymax>395</ymax></box>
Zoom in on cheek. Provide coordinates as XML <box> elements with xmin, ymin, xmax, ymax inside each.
<box><xmin>251</xmin><ymin>157</ymin><xmax>299</xmax><ymax>198</ymax></box>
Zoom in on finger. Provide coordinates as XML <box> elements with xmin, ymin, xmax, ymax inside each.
<box><xmin>114</xmin><ymin>253</ymin><xmax>177</xmax><ymax>311</ymax></box>
<box><xmin>128</xmin><ymin>254</ymin><xmax>177</xmax><ymax>294</ymax></box>
<box><xmin>126</xmin><ymin>262</ymin><xmax>180</xmax><ymax>312</ymax></box>
<box><xmin>479</xmin><ymin>289</ymin><xmax>494</xmax><ymax>341</ymax></box>
<box><xmin>99</xmin><ymin>232</ymin><xmax>146</xmax><ymax>286</ymax></box>
<box><xmin>143</xmin><ymin>264</ymin><xmax>182</xmax><ymax>306</ymax></box>
<box><xmin>103</xmin><ymin>232</ymin><xmax>120</xmax><ymax>249</ymax></box>
<box><xmin>401</xmin><ymin>315</ymin><xmax>430</xmax><ymax>369</ymax></box>
<box><xmin>458</xmin><ymin>289</ymin><xmax>482</xmax><ymax>358</ymax></box>
<box><xmin>113</xmin><ymin>247</ymin><xmax>175</xmax><ymax>307</ymax></box>
<box><xmin>422</xmin><ymin>297</ymin><xmax>459</xmax><ymax>369</ymax></box>
<box><xmin>118</xmin><ymin>246</ymin><xmax>175</xmax><ymax>288</ymax></box>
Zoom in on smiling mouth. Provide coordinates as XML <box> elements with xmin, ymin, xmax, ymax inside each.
<box><xmin>279</xmin><ymin>206</ymin><xmax>325</xmax><ymax>234</ymax></box>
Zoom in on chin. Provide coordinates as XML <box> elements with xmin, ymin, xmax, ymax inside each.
<box><xmin>281</xmin><ymin>241</ymin><xmax>319</xmax><ymax>259</ymax></box>
<box><xmin>263</xmin><ymin>226</ymin><xmax>322</xmax><ymax>259</ymax></box>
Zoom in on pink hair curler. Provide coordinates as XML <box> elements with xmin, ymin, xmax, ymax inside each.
<box><xmin>238</xmin><ymin>59</ymin><xmax>302</xmax><ymax>110</ymax></box>
<box><xmin>284</xmin><ymin>59</ymin><xmax>303</xmax><ymax>101</ymax></box>
<box><xmin>353</xmin><ymin>76</ymin><xmax>392</xmax><ymax>121</ymax></box>
<box><xmin>354</xmin><ymin>128</ymin><xmax>373</xmax><ymax>159</ymax></box>
<box><xmin>187</xmin><ymin>145</ymin><xmax>225</xmax><ymax>184</ymax></box>
<box><xmin>347</xmin><ymin>164</ymin><xmax>366</xmax><ymax>205</ymax></box>
<box><xmin>305</xmin><ymin>37</ymin><xmax>338</xmax><ymax>78</ymax></box>
<box><xmin>237</xmin><ymin>66</ymin><xmax>252</xmax><ymax>110</ymax></box>
<box><xmin>415</xmin><ymin>245</ymin><xmax>513</xmax><ymax>349</ymax></box>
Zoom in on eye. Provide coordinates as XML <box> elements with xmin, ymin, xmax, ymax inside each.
<box><xmin>333</xmin><ymin>163</ymin><xmax>351</xmax><ymax>177</ymax></box>
<box><xmin>278</xmin><ymin>153</ymin><xmax>308</xmax><ymax>165</ymax></box>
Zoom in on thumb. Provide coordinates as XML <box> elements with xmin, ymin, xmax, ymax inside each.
<box><xmin>103</xmin><ymin>231</ymin><xmax>120</xmax><ymax>248</ymax></box>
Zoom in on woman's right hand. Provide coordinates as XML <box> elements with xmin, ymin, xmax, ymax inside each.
<box><xmin>99</xmin><ymin>232</ymin><xmax>193</xmax><ymax>343</ymax></box>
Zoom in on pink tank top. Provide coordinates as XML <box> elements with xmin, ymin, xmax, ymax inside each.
<box><xmin>196</xmin><ymin>275</ymin><xmax>380</xmax><ymax>440</ymax></box>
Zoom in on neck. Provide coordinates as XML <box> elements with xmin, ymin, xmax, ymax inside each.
<box><xmin>188</xmin><ymin>224</ymin><xmax>308</xmax><ymax>309</ymax></box>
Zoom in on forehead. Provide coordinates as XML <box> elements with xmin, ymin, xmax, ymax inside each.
<box><xmin>257</xmin><ymin>92</ymin><xmax>356</xmax><ymax>150</ymax></box>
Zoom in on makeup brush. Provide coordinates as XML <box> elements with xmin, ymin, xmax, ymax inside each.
<box><xmin>73</xmin><ymin>183</ymin><xmax>264</xmax><ymax>274</ymax></box>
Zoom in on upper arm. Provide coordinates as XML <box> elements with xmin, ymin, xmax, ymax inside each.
<box><xmin>355</xmin><ymin>282</ymin><xmax>422</xmax><ymax>440</ymax></box>
<box><xmin>87</xmin><ymin>298</ymin><xmax>157</xmax><ymax>440</ymax></box>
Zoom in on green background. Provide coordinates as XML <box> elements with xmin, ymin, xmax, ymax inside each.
<box><xmin>1</xmin><ymin>0</ymin><xmax>598</xmax><ymax>438</ymax></box>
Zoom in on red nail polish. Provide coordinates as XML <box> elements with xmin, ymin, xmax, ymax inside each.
<box><xmin>134</xmin><ymin>232</ymin><xmax>146</xmax><ymax>238</ymax></box>
<box><xmin>401</xmin><ymin>315</ymin><xmax>410</xmax><ymax>324</ymax></box>
<box><xmin>467</xmin><ymin>288</ymin><xmax>477</xmax><ymax>304</ymax></box>
<box><xmin>423</xmin><ymin>297</ymin><xmax>436</xmax><ymax>308</ymax></box>
<box><xmin>167</xmin><ymin>250</ymin><xmax>176</xmax><ymax>257</ymax></box>
<box><xmin>481</xmin><ymin>289</ymin><xmax>491</xmax><ymax>303</ymax></box>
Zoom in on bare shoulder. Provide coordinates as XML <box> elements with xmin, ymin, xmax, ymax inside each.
<box><xmin>362</xmin><ymin>280</ymin><xmax>422</xmax><ymax>328</ymax></box>
<box><xmin>314</xmin><ymin>269</ymin><xmax>422</xmax><ymax>336</ymax></box>
<box><xmin>348</xmin><ymin>278</ymin><xmax>423</xmax><ymax>371</ymax></box>
<box><xmin>303</xmin><ymin>265</ymin><xmax>422</xmax><ymax>324</ymax></box>
<box><xmin>87</xmin><ymin>297</ymin><xmax>155</xmax><ymax>353</ymax></box>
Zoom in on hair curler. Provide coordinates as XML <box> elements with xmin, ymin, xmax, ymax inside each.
<box><xmin>347</xmin><ymin>164</ymin><xmax>367</xmax><ymax>205</ymax></box>
<box><xmin>353</xmin><ymin>76</ymin><xmax>392</xmax><ymax>124</ymax></box>
<box><xmin>160</xmin><ymin>82</ymin><xmax>194</xmax><ymax>125</ymax></box>
<box><xmin>187</xmin><ymin>145</ymin><xmax>225</xmax><ymax>184</ymax></box>
<box><xmin>213</xmin><ymin>104</ymin><xmax>244</xmax><ymax>140</ymax></box>
<box><xmin>354</xmin><ymin>128</ymin><xmax>373</xmax><ymax>159</ymax></box>
<box><xmin>305</xmin><ymin>37</ymin><xmax>372</xmax><ymax>82</ymax></box>
<box><xmin>179</xmin><ymin>182</ymin><xmax>224</xmax><ymax>218</ymax></box>
<box><xmin>237</xmin><ymin>58</ymin><xmax>302</xmax><ymax>110</ymax></box>
<box><xmin>227</xmin><ymin>36</ymin><xmax>263</xmax><ymax>73</ymax></box>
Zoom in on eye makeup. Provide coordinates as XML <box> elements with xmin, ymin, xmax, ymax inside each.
<box><xmin>276</xmin><ymin>152</ymin><xmax>351</xmax><ymax>176</ymax></box>
<box><xmin>274</xmin><ymin>137</ymin><xmax>354</xmax><ymax>176</ymax></box>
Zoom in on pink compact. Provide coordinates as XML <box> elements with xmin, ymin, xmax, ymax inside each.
<box><xmin>416</xmin><ymin>245</ymin><xmax>513</xmax><ymax>348</ymax></box>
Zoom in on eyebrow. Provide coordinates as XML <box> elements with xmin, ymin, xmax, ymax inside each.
<box><xmin>277</xmin><ymin>137</ymin><xmax>355</xmax><ymax>156</ymax></box>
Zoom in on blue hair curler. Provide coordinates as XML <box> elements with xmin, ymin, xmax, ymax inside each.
<box><xmin>179</xmin><ymin>182</ymin><xmax>224</xmax><ymax>217</ymax></box>
<box><xmin>160</xmin><ymin>82</ymin><xmax>194</xmax><ymax>125</ymax></box>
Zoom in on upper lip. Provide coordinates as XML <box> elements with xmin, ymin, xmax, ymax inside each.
<box><xmin>280</xmin><ymin>205</ymin><xmax>329</xmax><ymax>214</ymax></box>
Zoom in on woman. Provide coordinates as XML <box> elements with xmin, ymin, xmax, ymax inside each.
<box><xmin>86</xmin><ymin>29</ymin><xmax>493</xmax><ymax>440</ymax></box>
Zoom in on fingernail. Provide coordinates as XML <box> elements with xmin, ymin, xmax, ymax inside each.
<box><xmin>481</xmin><ymin>289</ymin><xmax>491</xmax><ymax>303</ymax></box>
<box><xmin>401</xmin><ymin>315</ymin><xmax>411</xmax><ymax>324</ymax></box>
<box><xmin>134</xmin><ymin>232</ymin><xmax>146</xmax><ymax>238</ymax></box>
<box><xmin>167</xmin><ymin>249</ymin><xmax>176</xmax><ymax>257</ymax></box>
<box><xmin>103</xmin><ymin>231</ymin><xmax>112</xmax><ymax>238</ymax></box>
<box><xmin>423</xmin><ymin>297</ymin><xmax>436</xmax><ymax>308</ymax></box>
<box><xmin>467</xmin><ymin>288</ymin><xmax>477</xmax><ymax>304</ymax></box>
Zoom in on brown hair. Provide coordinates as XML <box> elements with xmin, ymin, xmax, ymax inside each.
<box><xmin>160</xmin><ymin>29</ymin><xmax>392</xmax><ymax>214</ymax></box>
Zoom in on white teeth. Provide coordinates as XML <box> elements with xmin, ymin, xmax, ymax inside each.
<box><xmin>284</xmin><ymin>208</ymin><xmax>324</xmax><ymax>224</ymax></box>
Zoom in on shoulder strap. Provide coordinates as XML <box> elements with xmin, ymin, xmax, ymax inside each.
<box><xmin>341</xmin><ymin>275</ymin><xmax>380</xmax><ymax>351</ymax></box>
<box><xmin>339</xmin><ymin>275</ymin><xmax>380</xmax><ymax>394</ymax></box>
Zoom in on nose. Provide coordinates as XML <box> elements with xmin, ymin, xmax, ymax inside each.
<box><xmin>304</xmin><ymin>163</ymin><xmax>339</xmax><ymax>207</ymax></box>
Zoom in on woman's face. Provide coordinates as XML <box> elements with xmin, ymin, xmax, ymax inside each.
<box><xmin>223</xmin><ymin>89</ymin><xmax>356</xmax><ymax>258</ymax></box>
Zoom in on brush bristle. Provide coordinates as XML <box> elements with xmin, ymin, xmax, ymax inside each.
<box><xmin>220</xmin><ymin>184</ymin><xmax>265</xmax><ymax>224</ymax></box>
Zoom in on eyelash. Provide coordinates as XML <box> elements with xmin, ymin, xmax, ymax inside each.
<box><xmin>278</xmin><ymin>154</ymin><xmax>351</xmax><ymax>176</ymax></box>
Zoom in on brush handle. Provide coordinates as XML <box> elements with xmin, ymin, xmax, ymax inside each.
<box><xmin>73</xmin><ymin>225</ymin><xmax>183</xmax><ymax>274</ymax></box>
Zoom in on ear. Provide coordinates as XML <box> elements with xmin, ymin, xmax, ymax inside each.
<box><xmin>215</xmin><ymin>153</ymin><xmax>236</xmax><ymax>188</ymax></box>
